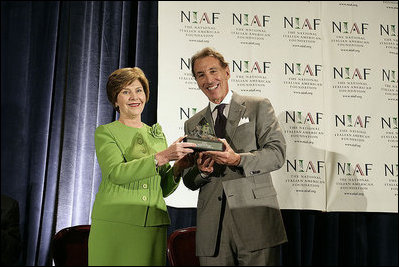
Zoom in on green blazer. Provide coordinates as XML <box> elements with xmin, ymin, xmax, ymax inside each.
<box><xmin>91</xmin><ymin>121</ymin><xmax>179</xmax><ymax>227</ymax></box>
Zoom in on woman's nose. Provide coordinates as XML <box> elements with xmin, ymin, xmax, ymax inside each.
<box><xmin>129</xmin><ymin>92</ymin><xmax>137</xmax><ymax>99</ymax></box>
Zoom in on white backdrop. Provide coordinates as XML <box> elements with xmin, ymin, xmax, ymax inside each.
<box><xmin>158</xmin><ymin>1</ymin><xmax>398</xmax><ymax>212</ymax></box>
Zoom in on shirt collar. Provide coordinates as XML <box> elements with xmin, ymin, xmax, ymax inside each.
<box><xmin>209</xmin><ymin>90</ymin><xmax>233</xmax><ymax>112</ymax></box>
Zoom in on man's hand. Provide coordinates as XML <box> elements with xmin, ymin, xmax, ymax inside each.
<box><xmin>197</xmin><ymin>152</ymin><xmax>215</xmax><ymax>175</ymax></box>
<box><xmin>203</xmin><ymin>139</ymin><xmax>241</xmax><ymax>166</ymax></box>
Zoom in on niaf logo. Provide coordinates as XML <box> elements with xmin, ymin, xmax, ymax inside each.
<box><xmin>335</xmin><ymin>115</ymin><xmax>371</xmax><ymax>128</ymax></box>
<box><xmin>180</xmin><ymin>10</ymin><xmax>220</xmax><ymax>24</ymax></box>
<box><xmin>284</xmin><ymin>63</ymin><xmax>322</xmax><ymax>76</ymax></box>
<box><xmin>232</xmin><ymin>60</ymin><xmax>271</xmax><ymax>74</ymax></box>
<box><xmin>286</xmin><ymin>159</ymin><xmax>325</xmax><ymax>173</ymax></box>
<box><xmin>332</xmin><ymin>21</ymin><xmax>368</xmax><ymax>34</ymax></box>
<box><xmin>285</xmin><ymin>111</ymin><xmax>323</xmax><ymax>125</ymax></box>
<box><xmin>180</xmin><ymin>107</ymin><xmax>197</xmax><ymax>120</ymax></box>
<box><xmin>333</xmin><ymin>67</ymin><xmax>371</xmax><ymax>80</ymax></box>
<box><xmin>337</xmin><ymin>162</ymin><xmax>373</xmax><ymax>176</ymax></box>
<box><xmin>232</xmin><ymin>13</ymin><xmax>270</xmax><ymax>27</ymax></box>
<box><xmin>283</xmin><ymin>17</ymin><xmax>320</xmax><ymax>30</ymax></box>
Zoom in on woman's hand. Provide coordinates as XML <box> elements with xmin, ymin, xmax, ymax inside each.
<box><xmin>155</xmin><ymin>136</ymin><xmax>196</xmax><ymax>166</ymax></box>
<box><xmin>173</xmin><ymin>153</ymin><xmax>196</xmax><ymax>177</ymax></box>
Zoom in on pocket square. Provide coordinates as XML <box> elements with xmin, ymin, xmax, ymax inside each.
<box><xmin>238</xmin><ymin>117</ymin><xmax>250</xmax><ymax>126</ymax></box>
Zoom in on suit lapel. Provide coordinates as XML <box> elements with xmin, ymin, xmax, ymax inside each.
<box><xmin>202</xmin><ymin>106</ymin><xmax>215</xmax><ymax>136</ymax></box>
<box><xmin>226</xmin><ymin>93</ymin><xmax>246</xmax><ymax>140</ymax></box>
<box><xmin>188</xmin><ymin>93</ymin><xmax>246</xmax><ymax>140</ymax></box>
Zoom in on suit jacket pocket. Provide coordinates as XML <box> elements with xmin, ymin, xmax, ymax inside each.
<box><xmin>252</xmin><ymin>185</ymin><xmax>279</xmax><ymax>209</ymax></box>
<box><xmin>252</xmin><ymin>185</ymin><xmax>277</xmax><ymax>199</ymax></box>
<box><xmin>232</xmin><ymin>122</ymin><xmax>256</xmax><ymax>152</ymax></box>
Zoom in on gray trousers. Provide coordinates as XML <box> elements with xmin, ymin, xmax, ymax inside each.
<box><xmin>199</xmin><ymin>195</ymin><xmax>281</xmax><ymax>266</ymax></box>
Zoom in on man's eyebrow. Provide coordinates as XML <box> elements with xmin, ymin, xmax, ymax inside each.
<box><xmin>195</xmin><ymin>71</ymin><xmax>203</xmax><ymax>76</ymax></box>
<box><xmin>203</xmin><ymin>67</ymin><xmax>218</xmax><ymax>73</ymax></box>
<box><xmin>195</xmin><ymin>67</ymin><xmax>218</xmax><ymax>75</ymax></box>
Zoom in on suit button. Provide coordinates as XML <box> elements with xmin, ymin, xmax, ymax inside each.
<box><xmin>218</xmin><ymin>196</ymin><xmax>222</xmax><ymax>201</ymax></box>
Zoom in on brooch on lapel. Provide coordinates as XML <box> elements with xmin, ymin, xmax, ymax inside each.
<box><xmin>149</xmin><ymin>123</ymin><xmax>164</xmax><ymax>139</ymax></box>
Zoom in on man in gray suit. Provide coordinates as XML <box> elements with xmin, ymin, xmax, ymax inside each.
<box><xmin>182</xmin><ymin>47</ymin><xmax>287</xmax><ymax>266</ymax></box>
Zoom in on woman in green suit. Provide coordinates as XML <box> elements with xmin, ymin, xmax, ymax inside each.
<box><xmin>88</xmin><ymin>67</ymin><xmax>196</xmax><ymax>266</ymax></box>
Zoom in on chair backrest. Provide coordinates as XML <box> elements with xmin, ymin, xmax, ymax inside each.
<box><xmin>167</xmin><ymin>226</ymin><xmax>200</xmax><ymax>266</ymax></box>
<box><xmin>51</xmin><ymin>225</ymin><xmax>91</xmax><ymax>266</ymax></box>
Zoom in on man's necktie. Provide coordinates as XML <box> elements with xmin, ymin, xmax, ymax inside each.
<box><xmin>214</xmin><ymin>104</ymin><xmax>227</xmax><ymax>138</ymax></box>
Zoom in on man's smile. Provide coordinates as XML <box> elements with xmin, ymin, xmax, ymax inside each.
<box><xmin>207</xmin><ymin>84</ymin><xmax>219</xmax><ymax>91</ymax></box>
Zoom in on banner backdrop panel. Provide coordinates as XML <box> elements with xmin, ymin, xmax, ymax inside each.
<box><xmin>158</xmin><ymin>1</ymin><xmax>398</xmax><ymax>211</ymax></box>
<box><xmin>321</xmin><ymin>1</ymin><xmax>398</xmax><ymax>212</ymax></box>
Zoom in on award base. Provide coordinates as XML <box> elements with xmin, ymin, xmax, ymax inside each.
<box><xmin>183</xmin><ymin>136</ymin><xmax>224</xmax><ymax>152</ymax></box>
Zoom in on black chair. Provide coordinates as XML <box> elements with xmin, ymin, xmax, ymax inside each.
<box><xmin>51</xmin><ymin>225</ymin><xmax>91</xmax><ymax>266</ymax></box>
<box><xmin>167</xmin><ymin>226</ymin><xmax>200</xmax><ymax>266</ymax></box>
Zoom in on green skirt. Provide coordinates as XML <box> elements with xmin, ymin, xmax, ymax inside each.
<box><xmin>88</xmin><ymin>219</ymin><xmax>167</xmax><ymax>266</ymax></box>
